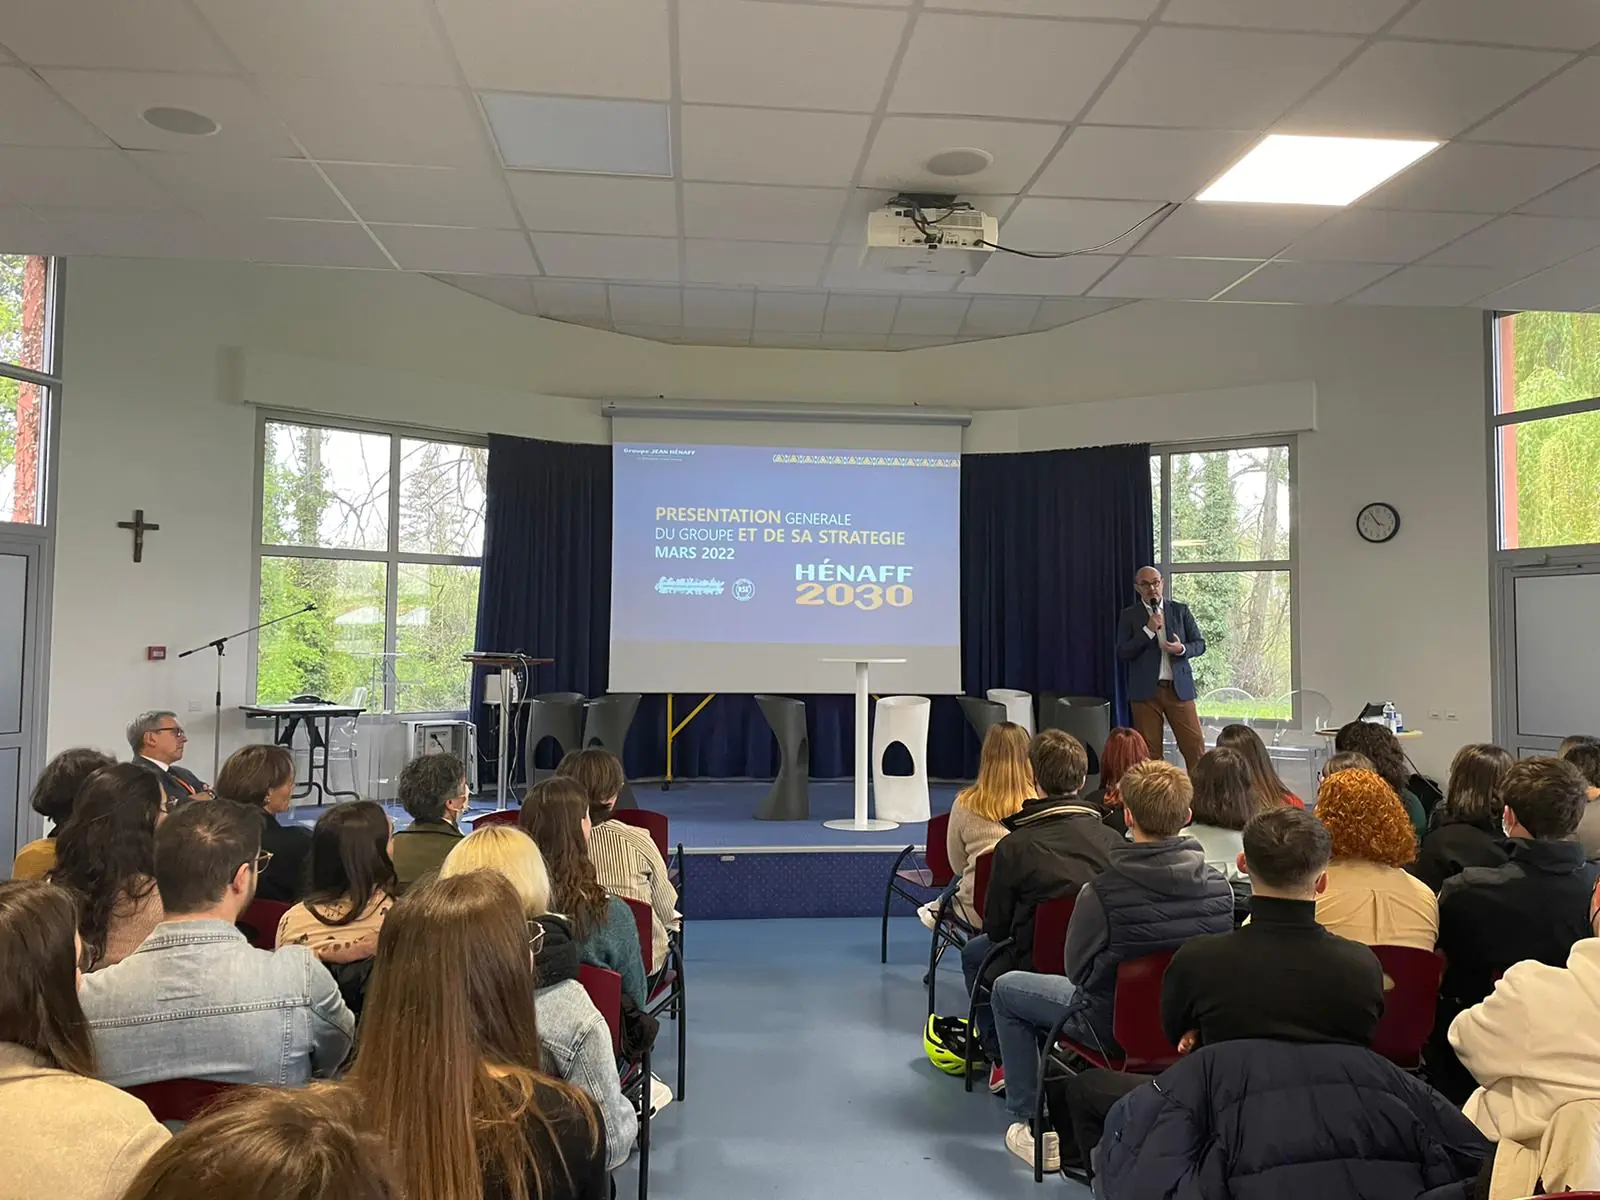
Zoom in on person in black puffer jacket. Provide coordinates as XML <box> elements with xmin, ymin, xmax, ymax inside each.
<box><xmin>1413</xmin><ymin>744</ymin><xmax>1514</xmax><ymax>894</ymax></box>
<box><xmin>1098</xmin><ymin>1039</ymin><xmax>1491</xmax><ymax>1200</ymax></box>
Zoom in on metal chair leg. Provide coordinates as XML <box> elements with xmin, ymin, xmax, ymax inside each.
<box><xmin>637</xmin><ymin>1045</ymin><xmax>651</xmax><ymax>1200</ymax></box>
<box><xmin>880</xmin><ymin>844</ymin><xmax>916</xmax><ymax>963</ymax></box>
<box><xmin>962</xmin><ymin>938</ymin><xmax>1012</xmax><ymax>1093</ymax></box>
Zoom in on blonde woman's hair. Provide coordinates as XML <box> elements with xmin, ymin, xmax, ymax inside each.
<box><xmin>955</xmin><ymin>722</ymin><xmax>1035</xmax><ymax>823</ymax></box>
<box><xmin>440</xmin><ymin>826</ymin><xmax>552</xmax><ymax>917</ymax></box>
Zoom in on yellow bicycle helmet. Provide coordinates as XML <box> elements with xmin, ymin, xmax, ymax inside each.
<box><xmin>924</xmin><ymin>1014</ymin><xmax>974</xmax><ymax>1077</ymax></box>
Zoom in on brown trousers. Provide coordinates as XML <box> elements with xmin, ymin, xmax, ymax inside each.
<box><xmin>1131</xmin><ymin>682</ymin><xmax>1205</xmax><ymax>770</ymax></box>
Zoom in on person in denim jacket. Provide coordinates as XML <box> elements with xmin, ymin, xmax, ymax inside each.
<box><xmin>80</xmin><ymin>799</ymin><xmax>354</xmax><ymax>1087</ymax></box>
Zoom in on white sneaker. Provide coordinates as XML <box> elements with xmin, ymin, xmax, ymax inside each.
<box><xmin>917</xmin><ymin>902</ymin><xmax>939</xmax><ymax>931</ymax></box>
<box><xmin>648</xmin><ymin>1074</ymin><xmax>674</xmax><ymax>1116</ymax></box>
<box><xmin>1005</xmin><ymin>1122</ymin><xmax>1060</xmax><ymax>1173</ymax></box>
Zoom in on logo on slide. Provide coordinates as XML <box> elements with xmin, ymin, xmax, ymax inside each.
<box><xmin>733</xmin><ymin>578</ymin><xmax>756</xmax><ymax>602</ymax></box>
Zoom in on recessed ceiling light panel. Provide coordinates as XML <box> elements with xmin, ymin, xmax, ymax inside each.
<box><xmin>925</xmin><ymin>147</ymin><xmax>993</xmax><ymax>178</ymax></box>
<box><xmin>141</xmin><ymin>106</ymin><xmax>219</xmax><ymax>136</ymax></box>
<box><xmin>480</xmin><ymin>92</ymin><xmax>672</xmax><ymax>177</ymax></box>
<box><xmin>1198</xmin><ymin>134</ymin><xmax>1440</xmax><ymax>206</ymax></box>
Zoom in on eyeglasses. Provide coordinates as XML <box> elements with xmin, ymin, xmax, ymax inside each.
<box><xmin>153</xmin><ymin>725</ymin><xmax>186</xmax><ymax>737</ymax></box>
<box><xmin>527</xmin><ymin>921</ymin><xmax>546</xmax><ymax>956</ymax></box>
<box><xmin>253</xmin><ymin>850</ymin><xmax>274</xmax><ymax>873</ymax></box>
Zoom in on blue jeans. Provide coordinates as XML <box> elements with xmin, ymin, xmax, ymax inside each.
<box><xmin>991</xmin><ymin>971</ymin><xmax>1079</xmax><ymax>1120</ymax></box>
<box><xmin>961</xmin><ymin>934</ymin><xmax>1000</xmax><ymax>1058</ymax></box>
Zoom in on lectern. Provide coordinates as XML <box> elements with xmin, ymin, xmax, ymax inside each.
<box><xmin>462</xmin><ymin>653</ymin><xmax>554</xmax><ymax>809</ymax></box>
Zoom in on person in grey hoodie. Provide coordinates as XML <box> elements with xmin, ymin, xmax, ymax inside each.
<box><xmin>989</xmin><ymin>760</ymin><xmax>1235</xmax><ymax>1172</ymax></box>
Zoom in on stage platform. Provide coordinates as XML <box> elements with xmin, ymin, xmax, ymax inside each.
<box><xmin>288</xmin><ymin>780</ymin><xmax>962</xmax><ymax>921</ymax></box>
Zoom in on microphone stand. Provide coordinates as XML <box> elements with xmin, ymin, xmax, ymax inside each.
<box><xmin>179</xmin><ymin>603</ymin><xmax>315</xmax><ymax>781</ymax></box>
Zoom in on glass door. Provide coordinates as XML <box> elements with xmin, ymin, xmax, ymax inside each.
<box><xmin>0</xmin><ymin>535</ymin><xmax>44</xmax><ymax>870</ymax></box>
<box><xmin>1495</xmin><ymin>556</ymin><xmax>1600</xmax><ymax>757</ymax></box>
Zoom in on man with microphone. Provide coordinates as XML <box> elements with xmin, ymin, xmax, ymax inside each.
<box><xmin>1117</xmin><ymin>566</ymin><xmax>1206</xmax><ymax>770</ymax></box>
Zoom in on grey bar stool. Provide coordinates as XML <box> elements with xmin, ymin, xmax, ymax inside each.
<box><xmin>583</xmin><ymin>693</ymin><xmax>642</xmax><ymax>808</ymax></box>
<box><xmin>524</xmin><ymin>692</ymin><xmax>584</xmax><ymax>788</ymax></box>
<box><xmin>1040</xmin><ymin>695</ymin><xmax>1112</xmax><ymax>789</ymax></box>
<box><xmin>956</xmin><ymin>695</ymin><xmax>1007</xmax><ymax>747</ymax></box>
<box><xmin>755</xmin><ymin>695</ymin><xmax>810</xmax><ymax>820</ymax></box>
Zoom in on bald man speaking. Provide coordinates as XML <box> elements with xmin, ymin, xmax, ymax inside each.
<box><xmin>1116</xmin><ymin>566</ymin><xmax>1207</xmax><ymax>770</ymax></box>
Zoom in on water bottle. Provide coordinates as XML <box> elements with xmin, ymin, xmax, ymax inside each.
<box><xmin>1382</xmin><ymin>701</ymin><xmax>1398</xmax><ymax>733</ymax></box>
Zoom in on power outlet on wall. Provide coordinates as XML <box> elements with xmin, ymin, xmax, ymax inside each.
<box><xmin>187</xmin><ymin>699</ymin><xmax>204</xmax><ymax>713</ymax></box>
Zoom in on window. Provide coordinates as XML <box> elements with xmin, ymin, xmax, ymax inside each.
<box><xmin>254</xmin><ymin>416</ymin><xmax>486</xmax><ymax>713</ymax></box>
<box><xmin>1151</xmin><ymin>441</ymin><xmax>1297</xmax><ymax>722</ymax></box>
<box><xmin>1494</xmin><ymin>312</ymin><xmax>1600</xmax><ymax>551</ymax></box>
<box><xmin>0</xmin><ymin>255</ymin><xmax>58</xmax><ymax>526</ymax></box>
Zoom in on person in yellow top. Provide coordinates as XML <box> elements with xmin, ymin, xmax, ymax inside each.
<box><xmin>1314</xmin><ymin>767</ymin><xmax>1439</xmax><ymax>952</ymax></box>
<box><xmin>11</xmin><ymin>748</ymin><xmax>114</xmax><ymax>881</ymax></box>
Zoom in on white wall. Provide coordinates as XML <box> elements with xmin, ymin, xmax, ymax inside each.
<box><xmin>48</xmin><ymin>257</ymin><xmax>1490</xmax><ymax>781</ymax></box>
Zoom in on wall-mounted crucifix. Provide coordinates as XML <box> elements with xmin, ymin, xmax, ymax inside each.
<box><xmin>117</xmin><ymin>509</ymin><xmax>160</xmax><ymax>563</ymax></box>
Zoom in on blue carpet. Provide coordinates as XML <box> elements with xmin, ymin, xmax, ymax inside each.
<box><xmin>614</xmin><ymin>916</ymin><xmax>1091</xmax><ymax>1199</ymax></box>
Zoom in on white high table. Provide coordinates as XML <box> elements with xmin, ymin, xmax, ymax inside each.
<box><xmin>821</xmin><ymin>656</ymin><xmax>907</xmax><ymax>832</ymax></box>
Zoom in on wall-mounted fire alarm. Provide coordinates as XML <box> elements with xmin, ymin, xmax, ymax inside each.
<box><xmin>146</xmin><ymin>646</ymin><xmax>166</xmax><ymax>661</ymax></box>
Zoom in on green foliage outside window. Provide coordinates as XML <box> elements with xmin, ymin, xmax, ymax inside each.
<box><xmin>1502</xmin><ymin>312</ymin><xmax>1600</xmax><ymax>550</ymax></box>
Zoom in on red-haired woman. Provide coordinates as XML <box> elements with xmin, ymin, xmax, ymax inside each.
<box><xmin>1086</xmin><ymin>727</ymin><xmax>1151</xmax><ymax>835</ymax></box>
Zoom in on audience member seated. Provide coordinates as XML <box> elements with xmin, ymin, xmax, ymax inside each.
<box><xmin>989</xmin><ymin>760</ymin><xmax>1232</xmax><ymax>1171</ymax></box>
<box><xmin>126</xmin><ymin>711</ymin><xmax>210</xmax><ymax>807</ymax></box>
<box><xmin>49</xmin><ymin>763</ymin><xmax>167</xmax><ymax>970</ymax></box>
<box><xmin>1450</xmin><ymin>938</ymin><xmax>1600</xmax><ymax>1199</ymax></box>
<box><xmin>1320</xmin><ymin>749</ymin><xmax>1374</xmax><ymax>786</ymax></box>
<box><xmin>1183</xmin><ymin>747</ymin><xmax>1256</xmax><ymax>886</ymax></box>
<box><xmin>388</xmin><ymin>752</ymin><xmax>468</xmax><ymax>892</ymax></box>
<box><xmin>1559</xmin><ymin>733</ymin><xmax>1600</xmax><ymax>759</ymax></box>
<box><xmin>959</xmin><ymin>730</ymin><xmax>1121</xmax><ymax>1066</ymax></box>
<box><xmin>520</xmin><ymin>778</ymin><xmax>649</xmax><ymax>1010</ymax></box>
<box><xmin>1563</xmin><ymin>739</ymin><xmax>1600</xmax><ymax>855</ymax></box>
<box><xmin>1096</xmin><ymin>1038</ymin><xmax>1490</xmax><ymax>1199</ymax></box>
<box><xmin>347</xmin><ymin>872</ymin><xmax>609</xmax><ymax>1200</ymax></box>
<box><xmin>276</xmin><ymin>800</ymin><xmax>397</xmax><ymax>1015</ymax></box>
<box><xmin>1413</xmin><ymin>744</ymin><xmax>1513</xmax><ymax>894</ymax></box>
<box><xmin>0</xmin><ymin>880</ymin><xmax>169</xmax><ymax>1200</ymax></box>
<box><xmin>216</xmin><ymin>743</ymin><xmax>311</xmax><ymax>904</ymax></box>
<box><xmin>1335</xmin><ymin>720</ymin><xmax>1427</xmax><ymax>837</ymax></box>
<box><xmin>1216</xmin><ymin>723</ymin><xmax>1303</xmax><ymax>810</ymax></box>
<box><xmin>557</xmin><ymin>748</ymin><xmax>679</xmax><ymax>968</ymax></box>
<box><xmin>12</xmin><ymin>747</ymin><xmax>114</xmax><ymax>881</ymax></box>
<box><xmin>1055</xmin><ymin>807</ymin><xmax>1386</xmax><ymax>1175</ymax></box>
<box><xmin>1313</xmin><ymin>768</ymin><xmax>1439</xmax><ymax>951</ymax></box>
<box><xmin>916</xmin><ymin>721</ymin><xmax>1032</xmax><ymax>928</ymax></box>
<box><xmin>440</xmin><ymin>825</ymin><xmax>638</xmax><ymax>1170</ymax></box>
<box><xmin>1432</xmin><ymin>756</ymin><xmax>1600</xmax><ymax>1105</ymax></box>
<box><xmin>1082</xmin><ymin>726</ymin><xmax>1149</xmax><ymax>837</ymax></box>
<box><xmin>79</xmin><ymin>800</ymin><xmax>354</xmax><ymax>1087</ymax></box>
<box><xmin>118</xmin><ymin>1083</ymin><xmax>399</xmax><ymax>1200</ymax></box>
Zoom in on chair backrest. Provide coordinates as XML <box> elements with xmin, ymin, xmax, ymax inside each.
<box><xmin>238</xmin><ymin>898</ymin><xmax>290</xmax><ymax>950</ymax></box>
<box><xmin>124</xmin><ymin>1077</ymin><xmax>241</xmax><ymax>1124</ymax></box>
<box><xmin>1112</xmin><ymin>951</ymin><xmax>1181</xmax><ymax>1073</ymax></box>
<box><xmin>578</xmin><ymin>964</ymin><xmax>623</xmax><ymax>1058</ymax></box>
<box><xmin>972</xmin><ymin>850</ymin><xmax>995</xmax><ymax>923</ymax></box>
<box><xmin>1370</xmin><ymin>945</ymin><xmax>1446</xmax><ymax>1069</ymax></box>
<box><xmin>613</xmin><ymin>808</ymin><xmax>670</xmax><ymax>862</ymax></box>
<box><xmin>1030</xmin><ymin>894</ymin><xmax>1078</xmax><ymax>976</ymax></box>
<box><xmin>620</xmin><ymin>894</ymin><xmax>655</xmax><ymax>974</ymax></box>
<box><xmin>924</xmin><ymin>812</ymin><xmax>954</xmax><ymax>887</ymax></box>
<box><xmin>472</xmin><ymin>809</ymin><xmax>521</xmax><ymax>829</ymax></box>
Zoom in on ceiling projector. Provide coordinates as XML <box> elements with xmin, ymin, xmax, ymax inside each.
<box><xmin>859</xmin><ymin>195</ymin><xmax>997</xmax><ymax>278</ymax></box>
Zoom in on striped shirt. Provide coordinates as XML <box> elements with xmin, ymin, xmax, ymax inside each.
<box><xmin>588</xmin><ymin>820</ymin><xmax>679</xmax><ymax>969</ymax></box>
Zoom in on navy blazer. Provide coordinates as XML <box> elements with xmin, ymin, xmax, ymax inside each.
<box><xmin>1117</xmin><ymin>599</ymin><xmax>1205</xmax><ymax>703</ymax></box>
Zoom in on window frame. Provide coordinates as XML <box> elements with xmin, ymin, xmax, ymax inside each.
<box><xmin>249</xmin><ymin>408</ymin><xmax>487</xmax><ymax>716</ymax></box>
<box><xmin>1489</xmin><ymin>311</ymin><xmax>1600</xmax><ymax>559</ymax></box>
<box><xmin>1150</xmin><ymin>434</ymin><xmax>1301</xmax><ymax>728</ymax></box>
<box><xmin>0</xmin><ymin>254</ymin><xmax>63</xmax><ymax>532</ymax></box>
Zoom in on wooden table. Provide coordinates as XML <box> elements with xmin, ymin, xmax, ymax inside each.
<box><xmin>239</xmin><ymin>703</ymin><xmax>365</xmax><ymax>805</ymax></box>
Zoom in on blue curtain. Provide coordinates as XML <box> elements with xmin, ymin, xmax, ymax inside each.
<box><xmin>474</xmin><ymin>434</ymin><xmax>1152</xmax><ymax>781</ymax></box>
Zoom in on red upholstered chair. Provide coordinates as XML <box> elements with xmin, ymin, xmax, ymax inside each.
<box><xmin>916</xmin><ymin>814</ymin><xmax>987</xmax><ymax>1016</ymax></box>
<box><xmin>124</xmin><ymin>1077</ymin><xmax>242</xmax><ymax>1124</ymax></box>
<box><xmin>471</xmin><ymin>809</ymin><xmax>521</xmax><ymax>829</ymax></box>
<box><xmin>621</xmin><ymin>895</ymin><xmax>686</xmax><ymax>1099</ymax></box>
<box><xmin>237</xmin><ymin>899</ymin><xmax>290</xmax><ymax>950</ymax></box>
<box><xmin>1041</xmin><ymin>950</ymin><xmax>1181</xmax><ymax>1181</ymax></box>
<box><xmin>883</xmin><ymin>812</ymin><xmax>954</xmax><ymax>965</ymax></box>
<box><xmin>579</xmin><ymin>965</ymin><xmax>651</xmax><ymax>1200</ymax></box>
<box><xmin>962</xmin><ymin>891</ymin><xmax>1078</xmax><ymax>1093</ymax></box>
<box><xmin>971</xmin><ymin>849</ymin><xmax>995</xmax><ymax>923</ymax></box>
<box><xmin>1370</xmin><ymin>945</ymin><xmax>1446</xmax><ymax>1070</ymax></box>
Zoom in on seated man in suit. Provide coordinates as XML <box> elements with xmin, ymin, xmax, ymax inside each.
<box><xmin>1116</xmin><ymin>567</ymin><xmax>1206</xmax><ymax>770</ymax></box>
<box><xmin>128</xmin><ymin>709</ymin><xmax>211</xmax><ymax>807</ymax></box>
